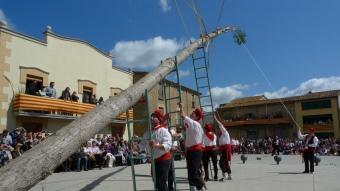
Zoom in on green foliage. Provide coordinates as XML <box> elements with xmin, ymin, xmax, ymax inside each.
<box><xmin>233</xmin><ymin>30</ymin><xmax>246</xmax><ymax>45</ymax></box>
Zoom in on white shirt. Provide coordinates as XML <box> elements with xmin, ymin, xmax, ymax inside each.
<box><xmin>152</xmin><ymin>125</ymin><xmax>172</xmax><ymax>159</ymax></box>
<box><xmin>217</xmin><ymin>122</ymin><xmax>230</xmax><ymax>145</ymax></box>
<box><xmin>297</xmin><ymin>130</ymin><xmax>319</xmax><ymax>148</ymax></box>
<box><xmin>183</xmin><ymin>116</ymin><xmax>203</xmax><ymax>148</ymax></box>
<box><xmin>202</xmin><ymin>133</ymin><xmax>217</xmax><ymax>147</ymax></box>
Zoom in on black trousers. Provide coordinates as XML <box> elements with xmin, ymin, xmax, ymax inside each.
<box><xmin>168</xmin><ymin>161</ymin><xmax>174</xmax><ymax>191</ymax></box>
<box><xmin>303</xmin><ymin>149</ymin><xmax>315</xmax><ymax>172</ymax></box>
<box><xmin>155</xmin><ymin>159</ymin><xmax>171</xmax><ymax>191</ymax></box>
<box><xmin>186</xmin><ymin>150</ymin><xmax>204</xmax><ymax>190</ymax></box>
<box><xmin>202</xmin><ymin>150</ymin><xmax>218</xmax><ymax>179</ymax></box>
<box><xmin>219</xmin><ymin>149</ymin><xmax>231</xmax><ymax>174</ymax></box>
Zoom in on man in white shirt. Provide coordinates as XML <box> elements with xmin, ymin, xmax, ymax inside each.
<box><xmin>178</xmin><ymin>103</ymin><xmax>205</xmax><ymax>191</ymax></box>
<box><xmin>202</xmin><ymin>123</ymin><xmax>218</xmax><ymax>181</ymax></box>
<box><xmin>297</xmin><ymin>128</ymin><xmax>319</xmax><ymax>173</ymax></box>
<box><xmin>215</xmin><ymin>115</ymin><xmax>232</xmax><ymax>181</ymax></box>
<box><xmin>149</xmin><ymin>110</ymin><xmax>172</xmax><ymax>191</ymax></box>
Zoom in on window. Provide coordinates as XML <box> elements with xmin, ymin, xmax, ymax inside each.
<box><xmin>301</xmin><ymin>100</ymin><xmax>331</xmax><ymax>110</ymax></box>
<box><xmin>82</xmin><ymin>86</ymin><xmax>93</xmax><ymax>104</ymax></box>
<box><xmin>25</xmin><ymin>75</ymin><xmax>43</xmax><ymax>95</ymax></box>
<box><xmin>303</xmin><ymin>114</ymin><xmax>333</xmax><ymax>125</ymax></box>
<box><xmin>20</xmin><ymin>66</ymin><xmax>49</xmax><ymax>94</ymax></box>
<box><xmin>192</xmin><ymin>95</ymin><xmax>195</xmax><ymax>108</ymax></box>
<box><xmin>111</xmin><ymin>88</ymin><xmax>122</xmax><ymax>97</ymax></box>
<box><xmin>78</xmin><ymin>80</ymin><xmax>97</xmax><ymax>103</ymax></box>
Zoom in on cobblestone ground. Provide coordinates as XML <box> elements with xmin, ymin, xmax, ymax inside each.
<box><xmin>30</xmin><ymin>154</ymin><xmax>340</xmax><ymax>191</ymax></box>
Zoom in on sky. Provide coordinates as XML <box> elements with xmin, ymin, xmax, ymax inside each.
<box><xmin>1</xmin><ymin>0</ymin><xmax>340</xmax><ymax>108</ymax></box>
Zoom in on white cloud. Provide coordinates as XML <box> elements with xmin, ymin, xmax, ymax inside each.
<box><xmin>211</xmin><ymin>84</ymin><xmax>250</xmax><ymax>108</ymax></box>
<box><xmin>263</xmin><ymin>77</ymin><xmax>340</xmax><ymax>98</ymax></box>
<box><xmin>159</xmin><ymin>0</ymin><xmax>171</xmax><ymax>13</ymax></box>
<box><xmin>0</xmin><ymin>9</ymin><xmax>15</xmax><ymax>29</ymax></box>
<box><xmin>111</xmin><ymin>36</ymin><xmax>184</xmax><ymax>69</ymax></box>
<box><xmin>178</xmin><ymin>70</ymin><xmax>190</xmax><ymax>77</ymax></box>
<box><xmin>0</xmin><ymin>9</ymin><xmax>8</xmax><ymax>26</ymax></box>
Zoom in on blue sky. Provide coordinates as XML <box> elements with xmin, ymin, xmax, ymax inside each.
<box><xmin>1</xmin><ymin>0</ymin><xmax>340</xmax><ymax>107</ymax></box>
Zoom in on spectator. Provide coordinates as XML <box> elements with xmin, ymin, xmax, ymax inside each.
<box><xmin>26</xmin><ymin>80</ymin><xmax>38</xmax><ymax>95</ymax></box>
<box><xmin>98</xmin><ymin>97</ymin><xmax>104</xmax><ymax>105</ymax></box>
<box><xmin>71</xmin><ymin>91</ymin><xmax>79</xmax><ymax>102</ymax></box>
<box><xmin>91</xmin><ymin>94</ymin><xmax>98</xmax><ymax>105</ymax></box>
<box><xmin>83</xmin><ymin>93</ymin><xmax>90</xmax><ymax>103</ymax></box>
<box><xmin>39</xmin><ymin>86</ymin><xmax>47</xmax><ymax>97</ymax></box>
<box><xmin>60</xmin><ymin>87</ymin><xmax>71</xmax><ymax>101</ymax></box>
<box><xmin>46</xmin><ymin>82</ymin><xmax>57</xmax><ymax>98</ymax></box>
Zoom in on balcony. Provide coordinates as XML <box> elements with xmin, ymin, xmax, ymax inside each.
<box><xmin>222</xmin><ymin>117</ymin><xmax>291</xmax><ymax>127</ymax></box>
<box><xmin>13</xmin><ymin>93</ymin><xmax>133</xmax><ymax>121</ymax></box>
<box><xmin>303</xmin><ymin>124</ymin><xmax>333</xmax><ymax>132</ymax></box>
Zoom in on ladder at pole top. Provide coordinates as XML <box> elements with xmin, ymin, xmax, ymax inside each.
<box><xmin>192</xmin><ymin>44</ymin><xmax>215</xmax><ymax>124</ymax></box>
<box><xmin>162</xmin><ymin>57</ymin><xmax>189</xmax><ymax>191</ymax></box>
<box><xmin>126</xmin><ymin>89</ymin><xmax>157</xmax><ymax>191</ymax></box>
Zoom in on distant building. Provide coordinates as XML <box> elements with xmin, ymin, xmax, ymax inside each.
<box><xmin>0</xmin><ymin>24</ymin><xmax>133</xmax><ymax>138</ymax></box>
<box><xmin>217</xmin><ymin>90</ymin><xmax>340</xmax><ymax>139</ymax></box>
<box><xmin>132</xmin><ymin>72</ymin><xmax>200</xmax><ymax>136</ymax></box>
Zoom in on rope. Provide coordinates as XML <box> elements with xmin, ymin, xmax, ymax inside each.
<box><xmin>234</xmin><ymin>33</ymin><xmax>303</xmax><ymax>131</ymax></box>
<box><xmin>216</xmin><ymin>0</ymin><xmax>226</xmax><ymax>28</ymax></box>
<box><xmin>184</xmin><ymin>0</ymin><xmax>208</xmax><ymax>35</ymax></box>
<box><xmin>173</xmin><ymin>0</ymin><xmax>192</xmax><ymax>39</ymax></box>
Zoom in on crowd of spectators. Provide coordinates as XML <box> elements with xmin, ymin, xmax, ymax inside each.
<box><xmin>235</xmin><ymin>137</ymin><xmax>340</xmax><ymax>156</ymax></box>
<box><xmin>0</xmin><ymin>128</ymin><xmax>50</xmax><ymax>167</ymax></box>
<box><xmin>25</xmin><ymin>80</ymin><xmax>104</xmax><ymax>105</ymax></box>
<box><xmin>57</xmin><ymin>134</ymin><xmax>148</xmax><ymax>172</ymax></box>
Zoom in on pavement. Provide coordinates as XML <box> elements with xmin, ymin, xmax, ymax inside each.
<box><xmin>29</xmin><ymin>154</ymin><xmax>340</xmax><ymax>191</ymax></box>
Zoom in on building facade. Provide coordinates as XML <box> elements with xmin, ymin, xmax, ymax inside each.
<box><xmin>0</xmin><ymin>24</ymin><xmax>133</xmax><ymax>138</ymax></box>
<box><xmin>133</xmin><ymin>72</ymin><xmax>200</xmax><ymax>136</ymax></box>
<box><xmin>217</xmin><ymin>90</ymin><xmax>340</xmax><ymax>139</ymax></box>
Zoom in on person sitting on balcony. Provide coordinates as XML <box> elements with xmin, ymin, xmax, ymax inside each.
<box><xmin>26</xmin><ymin>80</ymin><xmax>38</xmax><ymax>96</ymax></box>
<box><xmin>71</xmin><ymin>91</ymin><xmax>79</xmax><ymax>102</ymax></box>
<box><xmin>46</xmin><ymin>82</ymin><xmax>57</xmax><ymax>98</ymax></box>
<box><xmin>60</xmin><ymin>87</ymin><xmax>71</xmax><ymax>101</ymax></box>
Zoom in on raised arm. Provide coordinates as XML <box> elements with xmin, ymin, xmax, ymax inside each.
<box><xmin>178</xmin><ymin>102</ymin><xmax>186</xmax><ymax>119</ymax></box>
<box><xmin>214</xmin><ymin>115</ymin><xmax>226</xmax><ymax>133</ymax></box>
<box><xmin>297</xmin><ymin>129</ymin><xmax>307</xmax><ymax>140</ymax></box>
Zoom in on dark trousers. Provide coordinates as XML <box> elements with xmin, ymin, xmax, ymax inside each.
<box><xmin>155</xmin><ymin>159</ymin><xmax>171</xmax><ymax>191</ymax></box>
<box><xmin>219</xmin><ymin>148</ymin><xmax>231</xmax><ymax>174</ymax></box>
<box><xmin>186</xmin><ymin>150</ymin><xmax>204</xmax><ymax>190</ymax></box>
<box><xmin>303</xmin><ymin>149</ymin><xmax>315</xmax><ymax>172</ymax></box>
<box><xmin>202</xmin><ymin>150</ymin><xmax>218</xmax><ymax>180</ymax></box>
<box><xmin>272</xmin><ymin>146</ymin><xmax>279</xmax><ymax>156</ymax></box>
<box><xmin>168</xmin><ymin>161</ymin><xmax>174</xmax><ymax>191</ymax></box>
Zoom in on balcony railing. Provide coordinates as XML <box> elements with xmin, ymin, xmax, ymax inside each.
<box><xmin>222</xmin><ymin>117</ymin><xmax>291</xmax><ymax>127</ymax></box>
<box><xmin>13</xmin><ymin>93</ymin><xmax>133</xmax><ymax>120</ymax></box>
<box><xmin>303</xmin><ymin>124</ymin><xmax>333</xmax><ymax>132</ymax></box>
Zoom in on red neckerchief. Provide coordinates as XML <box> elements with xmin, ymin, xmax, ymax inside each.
<box><xmin>205</xmin><ymin>131</ymin><xmax>215</xmax><ymax>141</ymax></box>
<box><xmin>152</xmin><ymin>124</ymin><xmax>166</xmax><ymax>131</ymax></box>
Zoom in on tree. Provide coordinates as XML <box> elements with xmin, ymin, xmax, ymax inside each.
<box><xmin>0</xmin><ymin>26</ymin><xmax>240</xmax><ymax>190</ymax></box>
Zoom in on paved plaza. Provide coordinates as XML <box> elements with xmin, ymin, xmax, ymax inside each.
<box><xmin>30</xmin><ymin>155</ymin><xmax>339</xmax><ymax>191</ymax></box>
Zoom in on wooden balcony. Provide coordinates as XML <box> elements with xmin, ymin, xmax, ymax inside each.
<box><xmin>222</xmin><ymin>117</ymin><xmax>291</xmax><ymax>127</ymax></box>
<box><xmin>13</xmin><ymin>93</ymin><xmax>133</xmax><ymax>120</ymax></box>
<box><xmin>303</xmin><ymin>124</ymin><xmax>333</xmax><ymax>132</ymax></box>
